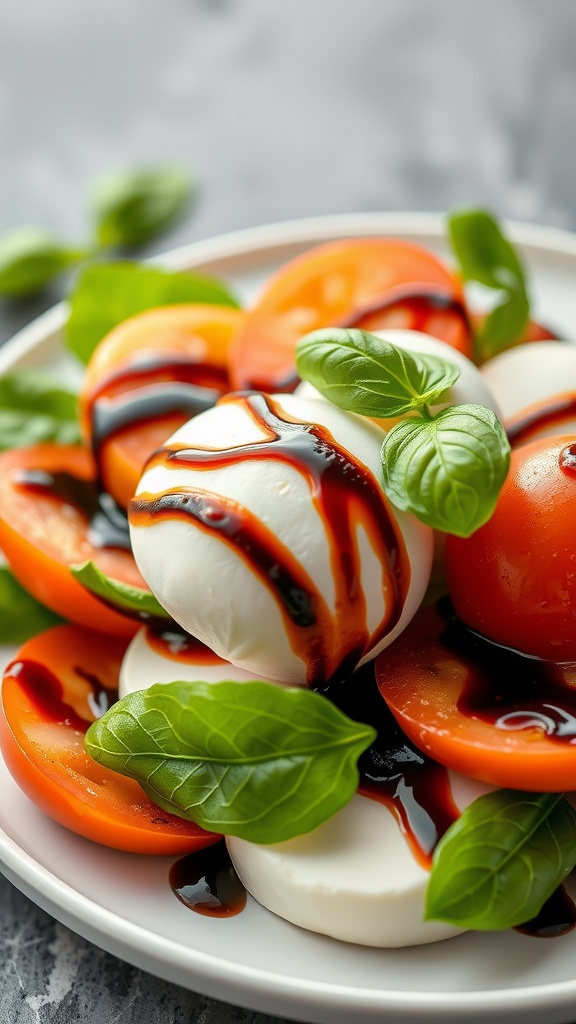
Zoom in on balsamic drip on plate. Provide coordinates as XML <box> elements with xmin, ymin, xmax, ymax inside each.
<box><xmin>169</xmin><ymin>841</ymin><xmax>246</xmax><ymax>917</ymax></box>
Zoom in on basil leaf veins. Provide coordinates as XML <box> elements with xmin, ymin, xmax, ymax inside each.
<box><xmin>295</xmin><ymin>328</ymin><xmax>460</xmax><ymax>418</ymax></box>
<box><xmin>66</xmin><ymin>261</ymin><xmax>239</xmax><ymax>363</ymax></box>
<box><xmin>71</xmin><ymin>560</ymin><xmax>171</xmax><ymax>621</ymax></box>
<box><xmin>448</xmin><ymin>207</ymin><xmax>530</xmax><ymax>360</ymax></box>
<box><xmin>381</xmin><ymin>404</ymin><xmax>510</xmax><ymax>537</ymax></box>
<box><xmin>0</xmin><ymin>370</ymin><xmax>81</xmax><ymax>449</ymax></box>
<box><xmin>85</xmin><ymin>680</ymin><xmax>376</xmax><ymax>843</ymax></box>
<box><xmin>426</xmin><ymin>790</ymin><xmax>576</xmax><ymax>931</ymax></box>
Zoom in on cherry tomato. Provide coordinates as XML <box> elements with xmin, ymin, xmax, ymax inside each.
<box><xmin>228</xmin><ymin>238</ymin><xmax>469</xmax><ymax>390</ymax></box>
<box><xmin>375</xmin><ymin>600</ymin><xmax>576</xmax><ymax>791</ymax></box>
<box><xmin>80</xmin><ymin>305</ymin><xmax>245</xmax><ymax>508</ymax></box>
<box><xmin>0</xmin><ymin>625</ymin><xmax>219</xmax><ymax>853</ymax></box>
<box><xmin>0</xmin><ymin>444</ymin><xmax>144</xmax><ymax>636</ymax></box>
<box><xmin>445</xmin><ymin>435</ymin><xmax>576</xmax><ymax>662</ymax></box>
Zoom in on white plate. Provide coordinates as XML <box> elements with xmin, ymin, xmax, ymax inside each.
<box><xmin>2</xmin><ymin>213</ymin><xmax>576</xmax><ymax>1024</ymax></box>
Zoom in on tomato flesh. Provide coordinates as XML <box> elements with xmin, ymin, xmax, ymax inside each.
<box><xmin>0</xmin><ymin>625</ymin><xmax>220</xmax><ymax>854</ymax></box>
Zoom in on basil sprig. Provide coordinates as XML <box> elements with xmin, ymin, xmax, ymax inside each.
<box><xmin>0</xmin><ymin>566</ymin><xmax>63</xmax><ymax>644</ymax></box>
<box><xmin>295</xmin><ymin>328</ymin><xmax>459</xmax><ymax>417</ymax></box>
<box><xmin>295</xmin><ymin>328</ymin><xmax>510</xmax><ymax>537</ymax></box>
<box><xmin>71</xmin><ymin>560</ymin><xmax>171</xmax><ymax>621</ymax></box>
<box><xmin>93</xmin><ymin>167</ymin><xmax>191</xmax><ymax>248</ymax></box>
<box><xmin>85</xmin><ymin>680</ymin><xmax>375</xmax><ymax>843</ymax></box>
<box><xmin>426</xmin><ymin>790</ymin><xmax>576</xmax><ymax>931</ymax></box>
<box><xmin>66</xmin><ymin>261</ymin><xmax>239</xmax><ymax>363</ymax></box>
<box><xmin>0</xmin><ymin>370</ymin><xmax>81</xmax><ymax>449</ymax></box>
<box><xmin>448</xmin><ymin>208</ymin><xmax>530</xmax><ymax>361</ymax></box>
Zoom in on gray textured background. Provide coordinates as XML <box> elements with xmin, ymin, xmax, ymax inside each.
<box><xmin>2</xmin><ymin>0</ymin><xmax>576</xmax><ymax>1021</ymax></box>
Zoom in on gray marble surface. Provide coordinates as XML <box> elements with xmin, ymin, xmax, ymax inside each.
<box><xmin>2</xmin><ymin>0</ymin><xmax>576</xmax><ymax>1021</ymax></box>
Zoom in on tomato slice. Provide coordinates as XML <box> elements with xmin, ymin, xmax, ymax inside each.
<box><xmin>0</xmin><ymin>625</ymin><xmax>219</xmax><ymax>853</ymax></box>
<box><xmin>228</xmin><ymin>238</ymin><xmax>468</xmax><ymax>390</ymax></box>
<box><xmin>80</xmin><ymin>305</ymin><xmax>245</xmax><ymax>508</ymax></box>
<box><xmin>340</xmin><ymin>284</ymin><xmax>471</xmax><ymax>355</ymax></box>
<box><xmin>375</xmin><ymin>600</ymin><xmax>576</xmax><ymax>792</ymax></box>
<box><xmin>0</xmin><ymin>444</ymin><xmax>144</xmax><ymax>636</ymax></box>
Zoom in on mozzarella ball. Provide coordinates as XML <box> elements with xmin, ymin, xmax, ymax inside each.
<box><xmin>481</xmin><ymin>341</ymin><xmax>576</xmax><ymax>444</ymax></box>
<box><xmin>129</xmin><ymin>392</ymin><xmax>433</xmax><ymax>686</ymax></box>
<box><xmin>118</xmin><ymin>626</ymin><xmax>299</xmax><ymax>697</ymax></box>
<box><xmin>227</xmin><ymin>772</ymin><xmax>492</xmax><ymax>948</ymax></box>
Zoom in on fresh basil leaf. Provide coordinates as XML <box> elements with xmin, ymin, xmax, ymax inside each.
<box><xmin>93</xmin><ymin>167</ymin><xmax>191</xmax><ymax>248</ymax></box>
<box><xmin>381</xmin><ymin>403</ymin><xmax>510</xmax><ymax>537</ymax></box>
<box><xmin>85</xmin><ymin>680</ymin><xmax>376</xmax><ymax>843</ymax></box>
<box><xmin>426</xmin><ymin>790</ymin><xmax>576</xmax><ymax>931</ymax></box>
<box><xmin>0</xmin><ymin>370</ymin><xmax>81</xmax><ymax>449</ymax></box>
<box><xmin>0</xmin><ymin>566</ymin><xmax>64</xmax><ymax>643</ymax></box>
<box><xmin>71</xmin><ymin>560</ymin><xmax>170</xmax><ymax>621</ymax></box>
<box><xmin>296</xmin><ymin>328</ymin><xmax>460</xmax><ymax>417</ymax></box>
<box><xmin>448</xmin><ymin>208</ymin><xmax>530</xmax><ymax>359</ymax></box>
<box><xmin>0</xmin><ymin>228</ymin><xmax>86</xmax><ymax>298</ymax></box>
<box><xmin>66</xmin><ymin>262</ymin><xmax>239</xmax><ymax>363</ymax></box>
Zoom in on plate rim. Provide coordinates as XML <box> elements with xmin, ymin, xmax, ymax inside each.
<box><xmin>2</xmin><ymin>210</ymin><xmax>576</xmax><ymax>1022</ymax></box>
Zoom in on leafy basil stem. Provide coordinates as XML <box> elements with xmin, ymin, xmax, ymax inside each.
<box><xmin>0</xmin><ymin>228</ymin><xmax>87</xmax><ymax>298</ymax></box>
<box><xmin>92</xmin><ymin>167</ymin><xmax>192</xmax><ymax>249</ymax></box>
<box><xmin>85</xmin><ymin>680</ymin><xmax>376</xmax><ymax>843</ymax></box>
<box><xmin>295</xmin><ymin>327</ymin><xmax>510</xmax><ymax>537</ymax></box>
<box><xmin>426</xmin><ymin>790</ymin><xmax>576</xmax><ymax>931</ymax></box>
<box><xmin>447</xmin><ymin>207</ymin><xmax>530</xmax><ymax>361</ymax></box>
<box><xmin>71</xmin><ymin>560</ymin><xmax>171</xmax><ymax>621</ymax></box>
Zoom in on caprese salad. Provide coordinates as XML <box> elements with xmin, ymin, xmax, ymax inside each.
<box><xmin>1</xmin><ymin>208</ymin><xmax>576</xmax><ymax>949</ymax></box>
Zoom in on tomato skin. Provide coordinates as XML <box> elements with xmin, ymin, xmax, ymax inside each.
<box><xmin>228</xmin><ymin>238</ymin><xmax>468</xmax><ymax>390</ymax></box>
<box><xmin>80</xmin><ymin>304</ymin><xmax>244</xmax><ymax>508</ymax></box>
<box><xmin>0</xmin><ymin>625</ymin><xmax>220</xmax><ymax>854</ymax></box>
<box><xmin>375</xmin><ymin>601</ymin><xmax>576</xmax><ymax>792</ymax></box>
<box><xmin>0</xmin><ymin>444</ymin><xmax>143</xmax><ymax>637</ymax></box>
<box><xmin>445</xmin><ymin>435</ymin><xmax>576</xmax><ymax>662</ymax></box>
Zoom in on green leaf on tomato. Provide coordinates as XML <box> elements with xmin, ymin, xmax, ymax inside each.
<box><xmin>295</xmin><ymin>328</ymin><xmax>461</xmax><ymax>418</ymax></box>
<box><xmin>0</xmin><ymin>565</ymin><xmax>64</xmax><ymax>644</ymax></box>
<box><xmin>85</xmin><ymin>680</ymin><xmax>376</xmax><ymax>843</ymax></box>
<box><xmin>66</xmin><ymin>262</ymin><xmax>240</xmax><ymax>363</ymax></box>
<box><xmin>381</xmin><ymin>404</ymin><xmax>510</xmax><ymax>537</ymax></box>
<box><xmin>0</xmin><ymin>370</ymin><xmax>81</xmax><ymax>449</ymax></box>
<box><xmin>426</xmin><ymin>790</ymin><xmax>576</xmax><ymax>930</ymax></box>
<box><xmin>71</xmin><ymin>560</ymin><xmax>171</xmax><ymax>621</ymax></box>
<box><xmin>447</xmin><ymin>208</ymin><xmax>530</xmax><ymax>360</ymax></box>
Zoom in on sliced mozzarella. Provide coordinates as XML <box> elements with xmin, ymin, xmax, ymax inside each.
<box><xmin>129</xmin><ymin>392</ymin><xmax>433</xmax><ymax>686</ymax></box>
<box><xmin>227</xmin><ymin>772</ymin><xmax>493</xmax><ymax>948</ymax></box>
<box><xmin>118</xmin><ymin>626</ymin><xmax>295</xmax><ymax>698</ymax></box>
<box><xmin>480</xmin><ymin>341</ymin><xmax>576</xmax><ymax>441</ymax></box>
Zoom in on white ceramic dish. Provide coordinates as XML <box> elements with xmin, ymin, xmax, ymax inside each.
<box><xmin>2</xmin><ymin>213</ymin><xmax>576</xmax><ymax>1024</ymax></box>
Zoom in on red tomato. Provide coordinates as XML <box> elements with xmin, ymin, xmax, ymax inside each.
<box><xmin>375</xmin><ymin>600</ymin><xmax>576</xmax><ymax>791</ymax></box>
<box><xmin>0</xmin><ymin>625</ymin><xmax>220</xmax><ymax>853</ymax></box>
<box><xmin>0</xmin><ymin>444</ymin><xmax>144</xmax><ymax>637</ymax></box>
<box><xmin>446</xmin><ymin>434</ymin><xmax>576</xmax><ymax>662</ymax></box>
<box><xmin>228</xmin><ymin>238</ymin><xmax>469</xmax><ymax>390</ymax></box>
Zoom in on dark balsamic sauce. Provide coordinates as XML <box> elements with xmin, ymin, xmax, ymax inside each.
<box><xmin>337</xmin><ymin>285</ymin><xmax>470</xmax><ymax>337</ymax></box>
<box><xmin>515</xmin><ymin>885</ymin><xmax>576</xmax><ymax>938</ymax></box>
<box><xmin>507</xmin><ymin>396</ymin><xmax>576</xmax><ymax>448</ymax></box>
<box><xmin>13</xmin><ymin>468</ymin><xmax>131</xmax><ymax>551</ymax></box>
<box><xmin>169</xmin><ymin>841</ymin><xmax>246</xmax><ymax>917</ymax></box>
<box><xmin>323</xmin><ymin>662</ymin><xmax>459</xmax><ymax>869</ymax></box>
<box><xmin>436</xmin><ymin>598</ymin><xmax>576</xmax><ymax>746</ymax></box>
<box><xmin>130</xmin><ymin>392</ymin><xmax>410</xmax><ymax>686</ymax></box>
<box><xmin>4</xmin><ymin>659</ymin><xmax>114</xmax><ymax>732</ymax></box>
